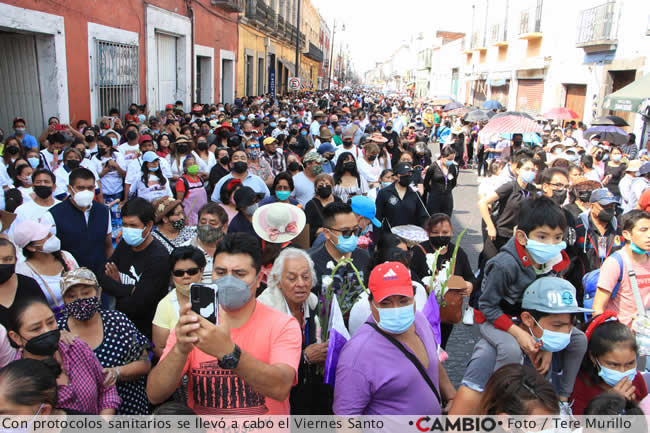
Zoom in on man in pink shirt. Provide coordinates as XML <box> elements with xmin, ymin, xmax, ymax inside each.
<box><xmin>594</xmin><ymin>209</ymin><xmax>650</xmax><ymax>327</ymax></box>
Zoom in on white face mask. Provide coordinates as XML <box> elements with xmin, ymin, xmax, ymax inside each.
<box><xmin>72</xmin><ymin>189</ymin><xmax>94</xmax><ymax>208</ymax></box>
<box><xmin>41</xmin><ymin>235</ymin><xmax>61</xmax><ymax>254</ymax></box>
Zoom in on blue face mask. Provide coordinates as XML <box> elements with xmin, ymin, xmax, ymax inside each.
<box><xmin>239</xmin><ymin>115</ymin><xmax>246</xmax><ymax>120</ymax></box>
<box><xmin>110</xmin><ymin>137</ymin><xmax>118</xmax><ymax>146</ymax></box>
<box><xmin>270</xmin><ymin>122</ymin><xmax>277</xmax><ymax>128</ymax></box>
<box><xmin>520</xmin><ymin>169</ymin><xmax>536</xmax><ymax>184</ymax></box>
<box><xmin>381</xmin><ymin>181</ymin><xmax>393</xmax><ymax>188</ymax></box>
<box><xmin>374</xmin><ymin>302</ymin><xmax>415</xmax><ymax>334</ymax></box>
<box><xmin>630</xmin><ymin>242</ymin><xmax>650</xmax><ymax>255</ymax></box>
<box><xmin>530</xmin><ymin>317</ymin><xmax>571</xmax><ymax>352</ymax></box>
<box><xmin>122</xmin><ymin>227</ymin><xmax>146</xmax><ymax>247</ymax></box>
<box><xmin>28</xmin><ymin>157</ymin><xmax>40</xmax><ymax>169</ymax></box>
<box><xmin>524</xmin><ymin>235</ymin><xmax>566</xmax><ymax>264</ymax></box>
<box><xmin>334</xmin><ymin>234</ymin><xmax>358</xmax><ymax>253</ymax></box>
<box><xmin>275</xmin><ymin>190</ymin><xmax>291</xmax><ymax>201</ymax></box>
<box><xmin>597</xmin><ymin>360</ymin><xmax>637</xmax><ymax>387</ymax></box>
<box><xmin>233</xmin><ymin>118</ymin><xmax>239</xmax><ymax>124</ymax></box>
<box><xmin>444</xmin><ymin>160</ymin><xmax>454</xmax><ymax>167</ymax></box>
<box><xmin>149</xmin><ymin>165</ymin><xmax>159</xmax><ymax>172</ymax></box>
<box><xmin>301</xmin><ymin>130</ymin><xmax>308</xmax><ymax>136</ymax></box>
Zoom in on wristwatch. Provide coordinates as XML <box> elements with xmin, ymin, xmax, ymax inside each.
<box><xmin>218</xmin><ymin>344</ymin><xmax>241</xmax><ymax>370</ymax></box>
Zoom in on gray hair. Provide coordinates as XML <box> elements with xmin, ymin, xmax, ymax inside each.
<box><xmin>267</xmin><ymin>247</ymin><xmax>317</xmax><ymax>293</ymax></box>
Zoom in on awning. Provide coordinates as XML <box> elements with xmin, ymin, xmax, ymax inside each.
<box><xmin>603</xmin><ymin>73</ymin><xmax>650</xmax><ymax>113</ymax></box>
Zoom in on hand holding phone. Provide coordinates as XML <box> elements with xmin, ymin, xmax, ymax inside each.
<box><xmin>190</xmin><ymin>283</ymin><xmax>219</xmax><ymax>324</ymax></box>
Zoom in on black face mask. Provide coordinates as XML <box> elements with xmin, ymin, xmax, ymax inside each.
<box><xmin>220</xmin><ymin>155</ymin><xmax>230</xmax><ymax>165</ymax></box>
<box><xmin>126</xmin><ymin>131</ymin><xmax>138</xmax><ymax>141</ymax></box>
<box><xmin>386</xmin><ymin>126</ymin><xmax>392</xmax><ymax>131</ymax></box>
<box><xmin>97</xmin><ymin>147</ymin><xmax>107</xmax><ymax>158</ymax></box>
<box><xmin>0</xmin><ymin>263</ymin><xmax>15</xmax><ymax>284</ymax></box>
<box><xmin>23</xmin><ymin>329</ymin><xmax>60</xmax><ymax>357</ymax></box>
<box><xmin>5</xmin><ymin>146</ymin><xmax>19</xmax><ymax>155</ymax></box>
<box><xmin>343</xmin><ymin>140</ymin><xmax>353</xmax><ymax>147</ymax></box>
<box><xmin>288</xmin><ymin>161</ymin><xmax>301</xmax><ymax>172</ymax></box>
<box><xmin>429</xmin><ymin>236</ymin><xmax>451</xmax><ymax>248</ymax></box>
<box><xmin>331</xmin><ymin>122</ymin><xmax>338</xmax><ymax>128</ymax></box>
<box><xmin>66</xmin><ymin>160</ymin><xmax>80</xmax><ymax>170</ymax></box>
<box><xmin>176</xmin><ymin>144</ymin><xmax>189</xmax><ymax>154</ymax></box>
<box><xmin>232</xmin><ymin>161</ymin><xmax>248</xmax><ymax>173</ymax></box>
<box><xmin>197</xmin><ymin>141</ymin><xmax>208</xmax><ymax>151</ymax></box>
<box><xmin>368</xmin><ymin>155</ymin><xmax>377</xmax><ymax>162</ymax></box>
<box><xmin>597</xmin><ymin>207</ymin><xmax>615</xmax><ymax>223</ymax></box>
<box><xmin>344</xmin><ymin>161</ymin><xmax>356</xmax><ymax>172</ymax></box>
<box><xmin>129</xmin><ymin>108</ymin><xmax>137</xmax><ymax>115</ymax></box>
<box><xmin>577</xmin><ymin>191</ymin><xmax>592</xmax><ymax>202</ymax></box>
<box><xmin>317</xmin><ymin>185</ymin><xmax>332</xmax><ymax>199</ymax></box>
<box><xmin>33</xmin><ymin>185</ymin><xmax>52</xmax><ymax>200</ymax></box>
<box><xmin>513</xmin><ymin>139</ymin><xmax>523</xmax><ymax>147</ymax></box>
<box><xmin>551</xmin><ymin>189</ymin><xmax>568</xmax><ymax>205</ymax></box>
<box><xmin>85</xmin><ymin>135</ymin><xmax>95</xmax><ymax>143</ymax></box>
<box><xmin>595</xmin><ymin>153</ymin><xmax>604</xmax><ymax>162</ymax></box>
<box><xmin>399</xmin><ymin>174</ymin><xmax>412</xmax><ymax>186</ymax></box>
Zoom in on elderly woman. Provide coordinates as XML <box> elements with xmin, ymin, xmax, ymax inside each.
<box><xmin>151</xmin><ymin>197</ymin><xmax>197</xmax><ymax>253</ymax></box>
<box><xmin>258</xmin><ymin>247</ymin><xmax>331</xmax><ymax>414</ymax></box>
<box><xmin>152</xmin><ymin>246</ymin><xmax>206</xmax><ymax>359</ymax></box>
<box><xmin>7</xmin><ymin>296</ymin><xmax>120</xmax><ymax>414</ymax></box>
<box><xmin>57</xmin><ymin>267</ymin><xmax>152</xmax><ymax>414</ymax></box>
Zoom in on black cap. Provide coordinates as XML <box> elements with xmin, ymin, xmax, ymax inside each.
<box><xmin>234</xmin><ymin>186</ymin><xmax>257</xmax><ymax>209</ymax></box>
<box><xmin>227</xmin><ymin>135</ymin><xmax>242</xmax><ymax>148</ymax></box>
<box><xmin>395</xmin><ymin>162</ymin><xmax>413</xmax><ymax>175</ymax></box>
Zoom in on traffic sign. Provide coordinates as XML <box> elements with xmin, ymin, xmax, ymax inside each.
<box><xmin>289</xmin><ymin>77</ymin><xmax>301</xmax><ymax>91</ymax></box>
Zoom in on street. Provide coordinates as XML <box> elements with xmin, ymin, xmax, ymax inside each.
<box><xmin>445</xmin><ymin>168</ymin><xmax>482</xmax><ymax>387</ymax></box>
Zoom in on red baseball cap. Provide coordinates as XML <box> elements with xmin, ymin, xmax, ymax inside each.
<box><xmin>138</xmin><ymin>134</ymin><xmax>153</xmax><ymax>145</ymax></box>
<box><xmin>165</xmin><ymin>104</ymin><xmax>174</xmax><ymax>110</ymax></box>
<box><xmin>368</xmin><ymin>262</ymin><xmax>413</xmax><ymax>302</ymax></box>
<box><xmin>639</xmin><ymin>189</ymin><xmax>650</xmax><ymax>212</ymax></box>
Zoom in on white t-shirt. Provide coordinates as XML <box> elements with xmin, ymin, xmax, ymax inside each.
<box><xmin>118</xmin><ymin>143</ymin><xmax>140</xmax><ymax>162</ymax></box>
<box><xmin>132</xmin><ymin>174</ymin><xmax>173</xmax><ymax>203</ymax></box>
<box><xmin>53</xmin><ymin>162</ymin><xmax>100</xmax><ymax>198</ymax></box>
<box><xmin>292</xmin><ymin>172</ymin><xmax>316</xmax><ymax>206</ymax></box>
<box><xmin>357</xmin><ymin>157</ymin><xmax>382</xmax><ymax>184</ymax></box>
<box><xmin>192</xmin><ymin>151</ymin><xmax>216</xmax><ymax>173</ymax></box>
<box><xmin>90</xmin><ymin>153</ymin><xmax>127</xmax><ymax>195</ymax></box>
<box><xmin>18</xmin><ymin>186</ymin><xmax>33</xmax><ymax>203</ymax></box>
<box><xmin>39</xmin><ymin>149</ymin><xmax>63</xmax><ymax>172</ymax></box>
<box><xmin>12</xmin><ymin>199</ymin><xmax>60</xmax><ymax>229</ymax></box>
<box><xmin>333</xmin><ymin>145</ymin><xmax>361</xmax><ymax>165</ymax></box>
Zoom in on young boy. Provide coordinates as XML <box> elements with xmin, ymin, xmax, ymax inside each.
<box><xmin>452</xmin><ymin>277</ymin><xmax>591</xmax><ymax>415</ymax></box>
<box><xmin>476</xmin><ymin>197</ymin><xmax>588</xmax><ymax>410</ymax></box>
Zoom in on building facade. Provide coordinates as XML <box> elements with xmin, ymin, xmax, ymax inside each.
<box><xmin>0</xmin><ymin>0</ymin><xmax>240</xmax><ymax>134</ymax></box>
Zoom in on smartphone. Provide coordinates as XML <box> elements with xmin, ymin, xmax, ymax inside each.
<box><xmin>190</xmin><ymin>283</ymin><xmax>219</xmax><ymax>324</ymax></box>
<box><xmin>54</xmin><ymin>124</ymin><xmax>66</xmax><ymax>131</ymax></box>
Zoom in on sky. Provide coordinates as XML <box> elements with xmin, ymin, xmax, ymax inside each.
<box><xmin>311</xmin><ymin>0</ymin><xmax>473</xmax><ymax>74</ymax></box>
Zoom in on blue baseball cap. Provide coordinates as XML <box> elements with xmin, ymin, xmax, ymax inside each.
<box><xmin>142</xmin><ymin>151</ymin><xmax>159</xmax><ymax>163</ymax></box>
<box><xmin>350</xmin><ymin>195</ymin><xmax>381</xmax><ymax>228</ymax></box>
<box><xmin>317</xmin><ymin>142</ymin><xmax>336</xmax><ymax>155</ymax></box>
<box><xmin>522</xmin><ymin>277</ymin><xmax>593</xmax><ymax>314</ymax></box>
<box><xmin>589</xmin><ymin>188</ymin><xmax>618</xmax><ymax>205</ymax></box>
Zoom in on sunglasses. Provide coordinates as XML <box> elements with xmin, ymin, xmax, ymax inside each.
<box><xmin>327</xmin><ymin>226</ymin><xmax>362</xmax><ymax>238</ymax></box>
<box><xmin>172</xmin><ymin>268</ymin><xmax>201</xmax><ymax>277</ymax></box>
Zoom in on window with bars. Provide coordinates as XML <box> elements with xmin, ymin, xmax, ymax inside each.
<box><xmin>95</xmin><ymin>39</ymin><xmax>139</xmax><ymax>119</ymax></box>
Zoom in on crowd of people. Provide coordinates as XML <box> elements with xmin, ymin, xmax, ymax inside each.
<box><xmin>0</xmin><ymin>90</ymin><xmax>649</xmax><ymax>423</ymax></box>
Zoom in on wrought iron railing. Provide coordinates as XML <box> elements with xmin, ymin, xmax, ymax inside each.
<box><xmin>520</xmin><ymin>0</ymin><xmax>543</xmax><ymax>34</ymax></box>
<box><xmin>576</xmin><ymin>2</ymin><xmax>619</xmax><ymax>45</ymax></box>
<box><xmin>211</xmin><ymin>0</ymin><xmax>244</xmax><ymax>12</ymax></box>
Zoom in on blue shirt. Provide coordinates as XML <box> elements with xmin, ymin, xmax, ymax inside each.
<box><xmin>210</xmin><ymin>173</ymin><xmax>270</xmax><ymax>203</ymax></box>
<box><xmin>12</xmin><ymin>133</ymin><xmax>38</xmax><ymax>149</ymax></box>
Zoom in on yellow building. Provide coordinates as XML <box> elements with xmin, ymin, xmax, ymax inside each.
<box><xmin>237</xmin><ymin>0</ymin><xmax>323</xmax><ymax>96</ymax></box>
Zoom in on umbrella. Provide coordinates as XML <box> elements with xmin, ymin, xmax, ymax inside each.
<box><xmin>443</xmin><ymin>101</ymin><xmax>465</xmax><ymax>112</ymax></box>
<box><xmin>543</xmin><ymin>107</ymin><xmax>579</xmax><ymax>120</ymax></box>
<box><xmin>391</xmin><ymin>225</ymin><xmax>428</xmax><ymax>247</ymax></box>
<box><xmin>603</xmin><ymin>73</ymin><xmax>650</xmax><ymax>113</ymax></box>
<box><xmin>591</xmin><ymin>115</ymin><xmax>629</xmax><ymax>127</ymax></box>
<box><xmin>583</xmin><ymin>126</ymin><xmax>629</xmax><ymax>145</ymax></box>
<box><xmin>446</xmin><ymin>107</ymin><xmax>470</xmax><ymax>116</ymax></box>
<box><xmin>492</xmin><ymin>111</ymin><xmax>535</xmax><ymax>120</ymax></box>
<box><xmin>430</xmin><ymin>95</ymin><xmax>455</xmax><ymax>105</ymax></box>
<box><xmin>479</xmin><ymin>114</ymin><xmax>544</xmax><ymax>138</ymax></box>
<box><xmin>482</xmin><ymin>100</ymin><xmax>504</xmax><ymax>110</ymax></box>
<box><xmin>464</xmin><ymin>109</ymin><xmax>492</xmax><ymax>122</ymax></box>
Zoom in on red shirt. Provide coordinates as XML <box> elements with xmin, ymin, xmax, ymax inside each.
<box><xmin>570</xmin><ymin>372</ymin><xmax>648</xmax><ymax>415</ymax></box>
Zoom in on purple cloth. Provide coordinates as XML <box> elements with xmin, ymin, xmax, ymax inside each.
<box><xmin>324</xmin><ymin>328</ymin><xmax>348</xmax><ymax>385</ymax></box>
<box><xmin>422</xmin><ymin>289</ymin><xmax>442</xmax><ymax>345</ymax></box>
<box><xmin>333</xmin><ymin>312</ymin><xmax>441</xmax><ymax>415</ymax></box>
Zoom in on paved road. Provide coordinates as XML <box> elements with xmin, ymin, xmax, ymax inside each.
<box><xmin>444</xmin><ymin>168</ymin><xmax>483</xmax><ymax>387</ymax></box>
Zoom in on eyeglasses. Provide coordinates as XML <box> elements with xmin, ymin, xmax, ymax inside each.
<box><xmin>326</xmin><ymin>226</ymin><xmax>362</xmax><ymax>238</ymax></box>
<box><xmin>172</xmin><ymin>268</ymin><xmax>201</xmax><ymax>277</ymax></box>
<box><xmin>548</xmin><ymin>183</ymin><xmax>569</xmax><ymax>190</ymax></box>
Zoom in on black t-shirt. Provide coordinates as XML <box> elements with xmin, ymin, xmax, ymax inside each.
<box><xmin>304</xmin><ymin>197</ymin><xmax>342</xmax><ymax>245</ymax></box>
<box><xmin>209</xmin><ymin>164</ymin><xmax>230</xmax><ymax>194</ymax></box>
<box><xmin>424</xmin><ymin>161</ymin><xmax>458</xmax><ymax>194</ymax></box>
<box><xmin>410</xmin><ymin>241</ymin><xmax>476</xmax><ymax>287</ymax></box>
<box><xmin>308</xmin><ymin>244</ymin><xmax>369</xmax><ymax>312</ymax></box>
<box><xmin>605</xmin><ymin>163</ymin><xmax>627</xmax><ymax>197</ymax></box>
<box><xmin>494</xmin><ymin>180</ymin><xmax>538</xmax><ymax>238</ymax></box>
<box><xmin>0</xmin><ymin>274</ymin><xmax>47</xmax><ymax>328</ymax></box>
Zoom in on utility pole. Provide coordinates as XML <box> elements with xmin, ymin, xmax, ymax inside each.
<box><xmin>328</xmin><ymin>20</ymin><xmax>336</xmax><ymax>91</ymax></box>
<box><xmin>295</xmin><ymin>0</ymin><xmax>301</xmax><ymax>80</ymax></box>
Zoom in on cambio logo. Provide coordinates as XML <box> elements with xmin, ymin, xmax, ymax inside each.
<box><xmin>409</xmin><ymin>417</ymin><xmax>498</xmax><ymax>432</ymax></box>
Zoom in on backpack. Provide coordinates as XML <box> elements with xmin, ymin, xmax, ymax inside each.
<box><xmin>582</xmin><ymin>251</ymin><xmax>624</xmax><ymax>321</ymax></box>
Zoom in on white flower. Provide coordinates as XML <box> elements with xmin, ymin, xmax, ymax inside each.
<box><xmin>322</xmin><ymin>275</ymin><xmax>333</xmax><ymax>288</ymax></box>
<box><xmin>326</xmin><ymin>261</ymin><xmax>335</xmax><ymax>270</ymax></box>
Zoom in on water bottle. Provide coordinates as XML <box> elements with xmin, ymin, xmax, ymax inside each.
<box><xmin>111</xmin><ymin>202</ymin><xmax>122</xmax><ymax>247</ymax></box>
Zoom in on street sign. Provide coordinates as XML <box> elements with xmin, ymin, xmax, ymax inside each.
<box><xmin>289</xmin><ymin>77</ymin><xmax>301</xmax><ymax>91</ymax></box>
